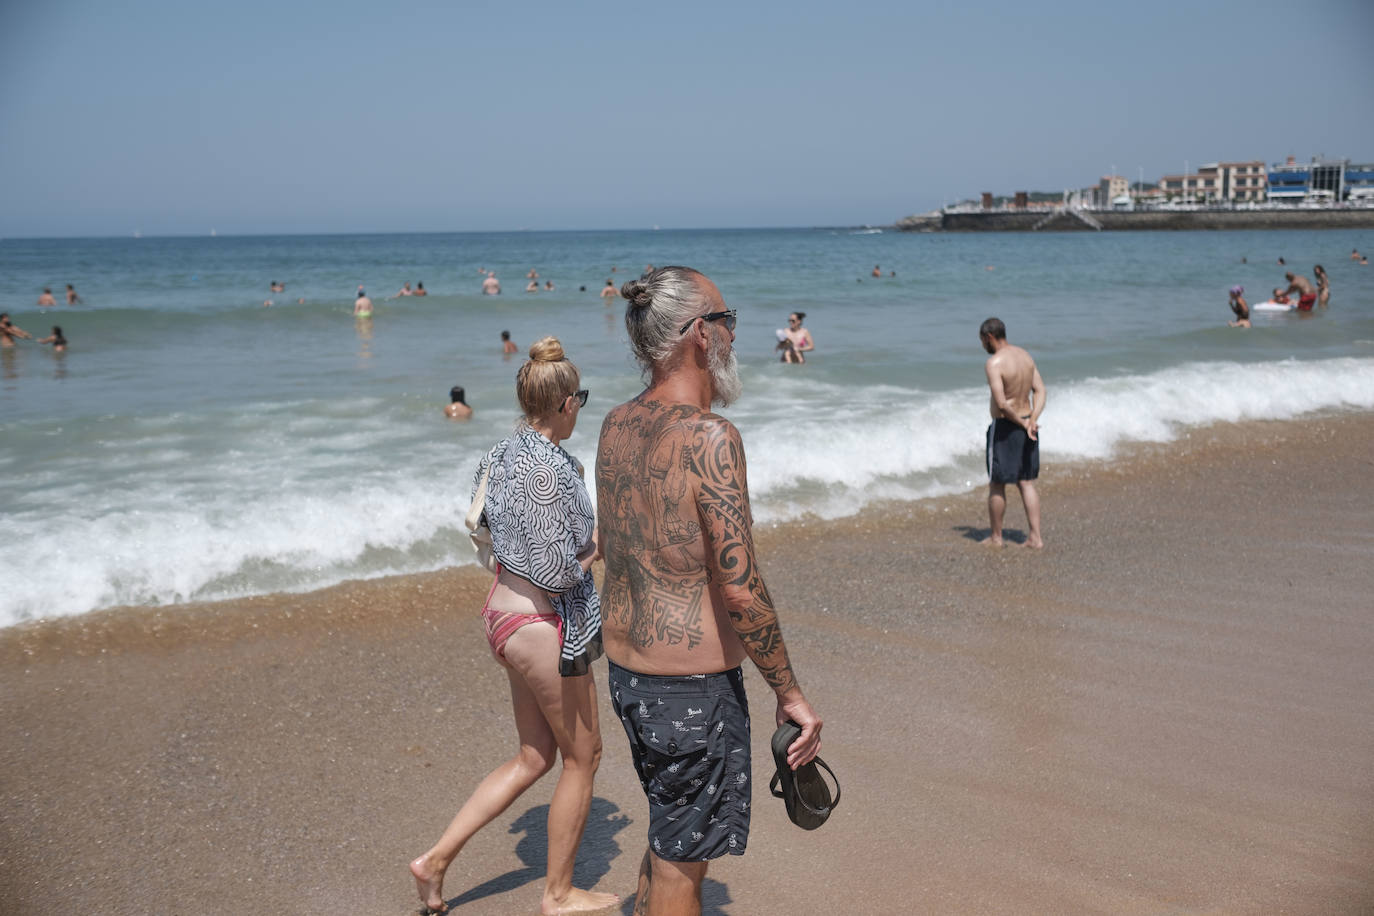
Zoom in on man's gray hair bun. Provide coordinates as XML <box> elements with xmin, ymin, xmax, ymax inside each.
<box><xmin>620</xmin><ymin>279</ymin><xmax>653</xmax><ymax>309</ymax></box>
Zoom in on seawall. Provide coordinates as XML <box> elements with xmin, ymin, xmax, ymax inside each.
<box><xmin>898</xmin><ymin>208</ymin><xmax>1374</xmax><ymax>232</ymax></box>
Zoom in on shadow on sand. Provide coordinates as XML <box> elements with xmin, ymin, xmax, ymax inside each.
<box><xmin>616</xmin><ymin>877</ymin><xmax>734</xmax><ymax>915</ymax></box>
<box><xmin>953</xmin><ymin>525</ymin><xmax>1029</xmax><ymax>545</ymax></box>
<box><xmin>441</xmin><ymin>796</ymin><xmax>630</xmax><ymax>911</ymax></box>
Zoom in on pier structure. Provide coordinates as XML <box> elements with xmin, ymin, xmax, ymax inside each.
<box><xmin>898</xmin><ymin>206</ymin><xmax>1374</xmax><ymax>232</ymax></box>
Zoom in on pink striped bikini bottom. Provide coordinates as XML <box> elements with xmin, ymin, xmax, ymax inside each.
<box><xmin>480</xmin><ymin>570</ymin><xmax>561</xmax><ymax>662</ymax></box>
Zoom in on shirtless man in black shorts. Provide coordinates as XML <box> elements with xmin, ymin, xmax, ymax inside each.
<box><xmin>980</xmin><ymin>317</ymin><xmax>1046</xmax><ymax>549</ymax></box>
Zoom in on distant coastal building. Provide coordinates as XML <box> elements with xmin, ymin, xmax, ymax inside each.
<box><xmin>1268</xmin><ymin>156</ymin><xmax>1374</xmax><ymax>203</ymax></box>
<box><xmin>1071</xmin><ymin>177</ymin><xmax>1129</xmax><ymax>209</ymax></box>
<box><xmin>943</xmin><ymin>152</ymin><xmax>1371</xmax><ymax>222</ymax></box>
<box><xmin>1217</xmin><ymin>162</ymin><xmax>1267</xmax><ymax>201</ymax></box>
<box><xmin>1098</xmin><ymin>175</ymin><xmax>1129</xmax><ymax>205</ymax></box>
<box><xmin>1348</xmin><ymin>163</ymin><xmax>1374</xmax><ymax>201</ymax></box>
<box><xmin>1159</xmin><ymin>161</ymin><xmax>1265</xmax><ymax>203</ymax></box>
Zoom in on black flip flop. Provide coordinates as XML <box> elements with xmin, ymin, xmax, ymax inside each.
<box><xmin>768</xmin><ymin>720</ymin><xmax>840</xmax><ymax>830</ymax></box>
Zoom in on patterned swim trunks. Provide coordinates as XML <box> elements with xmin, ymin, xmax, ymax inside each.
<box><xmin>608</xmin><ymin>661</ymin><xmax>751</xmax><ymax>861</ymax></box>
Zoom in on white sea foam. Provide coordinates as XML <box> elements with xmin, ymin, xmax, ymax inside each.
<box><xmin>4</xmin><ymin>356</ymin><xmax>1372</xmax><ymax>626</ymax></box>
<box><xmin>738</xmin><ymin>356</ymin><xmax>1374</xmax><ymax>522</ymax></box>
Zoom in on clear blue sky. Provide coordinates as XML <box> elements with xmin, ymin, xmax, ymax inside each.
<box><xmin>2</xmin><ymin>0</ymin><xmax>1371</xmax><ymax>237</ymax></box>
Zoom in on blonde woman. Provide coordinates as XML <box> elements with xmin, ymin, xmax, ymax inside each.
<box><xmin>410</xmin><ymin>337</ymin><xmax>617</xmax><ymax>915</ymax></box>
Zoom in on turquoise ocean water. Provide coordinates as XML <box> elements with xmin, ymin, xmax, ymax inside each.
<box><xmin>3</xmin><ymin>227</ymin><xmax>1373</xmax><ymax>625</ymax></box>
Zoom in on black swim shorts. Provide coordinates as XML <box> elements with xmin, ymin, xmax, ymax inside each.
<box><xmin>987</xmin><ymin>418</ymin><xmax>1040</xmax><ymax>483</ymax></box>
<box><xmin>608</xmin><ymin>661</ymin><xmax>751</xmax><ymax>862</ymax></box>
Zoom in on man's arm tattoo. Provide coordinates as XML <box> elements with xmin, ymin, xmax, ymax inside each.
<box><xmin>692</xmin><ymin>420</ymin><xmax>798</xmax><ymax>694</ymax></box>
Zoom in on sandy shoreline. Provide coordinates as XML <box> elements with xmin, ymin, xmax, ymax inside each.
<box><xmin>3</xmin><ymin>413</ymin><xmax>1373</xmax><ymax>914</ymax></box>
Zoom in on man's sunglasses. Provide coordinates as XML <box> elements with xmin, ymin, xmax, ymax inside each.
<box><xmin>678</xmin><ymin>309</ymin><xmax>737</xmax><ymax>335</ymax></box>
<box><xmin>559</xmin><ymin>389</ymin><xmax>590</xmax><ymax>412</ymax></box>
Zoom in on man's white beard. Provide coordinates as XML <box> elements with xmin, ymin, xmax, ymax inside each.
<box><xmin>708</xmin><ymin>335</ymin><xmax>742</xmax><ymax>408</ymax></box>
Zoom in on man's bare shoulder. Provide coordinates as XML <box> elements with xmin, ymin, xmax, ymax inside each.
<box><xmin>602</xmin><ymin>397</ymin><xmax>733</xmax><ymax>437</ymax></box>
<box><xmin>993</xmin><ymin>344</ymin><xmax>1035</xmax><ymax>368</ymax></box>
<box><xmin>599</xmin><ymin>399</ymin><xmax>741</xmax><ymax>481</ymax></box>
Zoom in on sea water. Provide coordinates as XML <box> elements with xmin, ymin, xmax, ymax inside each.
<box><xmin>3</xmin><ymin>227</ymin><xmax>1373</xmax><ymax>624</ymax></box>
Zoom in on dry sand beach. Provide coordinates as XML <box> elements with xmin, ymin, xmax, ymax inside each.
<box><xmin>3</xmin><ymin>413</ymin><xmax>1372</xmax><ymax>915</ymax></box>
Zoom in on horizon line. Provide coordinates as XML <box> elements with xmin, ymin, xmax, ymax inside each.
<box><xmin>0</xmin><ymin>223</ymin><xmax>900</xmax><ymax>243</ymax></box>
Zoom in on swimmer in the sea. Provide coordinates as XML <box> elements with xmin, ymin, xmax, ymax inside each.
<box><xmin>777</xmin><ymin>311</ymin><xmax>814</xmax><ymax>363</ymax></box>
<box><xmin>354</xmin><ymin>289</ymin><xmax>374</xmax><ymax>318</ymax></box>
<box><xmin>1313</xmin><ymin>265</ymin><xmax>1330</xmax><ymax>307</ymax></box>
<box><xmin>1</xmin><ymin>313</ymin><xmax>34</xmax><ymax>347</ymax></box>
<box><xmin>444</xmin><ymin>385</ymin><xmax>473</xmax><ymax>420</ymax></box>
<box><xmin>1228</xmin><ymin>286</ymin><xmax>1250</xmax><ymax>328</ymax></box>
<box><xmin>501</xmin><ymin>330</ymin><xmax>518</xmax><ymax>355</ymax></box>
<box><xmin>1279</xmin><ymin>271</ymin><xmax>1317</xmax><ymax>311</ymax></box>
<box><xmin>37</xmin><ymin>326</ymin><xmax>67</xmax><ymax>352</ymax></box>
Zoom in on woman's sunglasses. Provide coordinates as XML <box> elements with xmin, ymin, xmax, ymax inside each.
<box><xmin>559</xmin><ymin>389</ymin><xmax>590</xmax><ymax>412</ymax></box>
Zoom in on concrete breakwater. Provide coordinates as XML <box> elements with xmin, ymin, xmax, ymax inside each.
<box><xmin>897</xmin><ymin>208</ymin><xmax>1374</xmax><ymax>232</ymax></box>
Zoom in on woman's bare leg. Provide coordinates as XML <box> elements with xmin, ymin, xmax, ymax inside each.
<box><xmin>502</xmin><ymin>622</ymin><xmax>619</xmax><ymax>915</ymax></box>
<box><xmin>410</xmin><ymin>663</ymin><xmax>558</xmax><ymax>913</ymax></box>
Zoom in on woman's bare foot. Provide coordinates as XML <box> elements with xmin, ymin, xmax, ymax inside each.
<box><xmin>541</xmin><ymin>886</ymin><xmax>621</xmax><ymax>914</ymax></box>
<box><xmin>410</xmin><ymin>855</ymin><xmax>448</xmax><ymax>914</ymax></box>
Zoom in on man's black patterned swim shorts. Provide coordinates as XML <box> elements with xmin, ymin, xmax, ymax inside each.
<box><xmin>609</xmin><ymin>661</ymin><xmax>752</xmax><ymax>861</ymax></box>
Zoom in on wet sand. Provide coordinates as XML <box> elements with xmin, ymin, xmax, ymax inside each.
<box><xmin>3</xmin><ymin>413</ymin><xmax>1373</xmax><ymax>915</ymax></box>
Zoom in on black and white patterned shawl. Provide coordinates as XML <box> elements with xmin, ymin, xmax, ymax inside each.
<box><xmin>474</xmin><ymin>426</ymin><xmax>603</xmax><ymax>676</ymax></box>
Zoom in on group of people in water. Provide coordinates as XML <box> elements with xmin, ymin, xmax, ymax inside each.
<box><xmin>36</xmin><ymin>284</ymin><xmax>81</xmax><ymax>306</ymax></box>
<box><xmin>9</xmin><ymin>284</ymin><xmax>77</xmax><ymax>354</ymax></box>
<box><xmin>442</xmin><ymin>307</ymin><xmax>818</xmax><ymax>426</ymax></box>
<box><xmin>390</xmin><ymin>281</ymin><xmax>428</xmax><ymax>298</ymax></box>
<box><xmin>1227</xmin><ymin>257</ymin><xmax>1339</xmax><ymax>328</ymax></box>
<box><xmin>0</xmin><ymin>313</ymin><xmax>66</xmax><ymax>352</ymax></box>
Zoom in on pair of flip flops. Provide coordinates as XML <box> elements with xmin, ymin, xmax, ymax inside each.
<box><xmin>769</xmin><ymin>720</ymin><xmax>841</xmax><ymax>830</ymax></box>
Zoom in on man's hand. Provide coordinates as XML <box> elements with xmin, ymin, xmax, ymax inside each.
<box><xmin>777</xmin><ymin>695</ymin><xmax>822</xmax><ymax>770</ymax></box>
<box><xmin>1026</xmin><ymin>417</ymin><xmax>1038</xmax><ymax>441</ymax></box>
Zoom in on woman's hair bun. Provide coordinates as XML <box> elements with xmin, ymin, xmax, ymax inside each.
<box><xmin>528</xmin><ymin>336</ymin><xmax>565</xmax><ymax>362</ymax></box>
<box><xmin>620</xmin><ymin>279</ymin><xmax>653</xmax><ymax>309</ymax></box>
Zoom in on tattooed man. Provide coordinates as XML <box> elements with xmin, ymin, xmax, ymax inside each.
<box><xmin>596</xmin><ymin>266</ymin><xmax>823</xmax><ymax>916</ymax></box>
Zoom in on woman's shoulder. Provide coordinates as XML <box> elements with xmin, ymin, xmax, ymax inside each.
<box><xmin>513</xmin><ymin>427</ymin><xmax>580</xmax><ymax>472</ymax></box>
